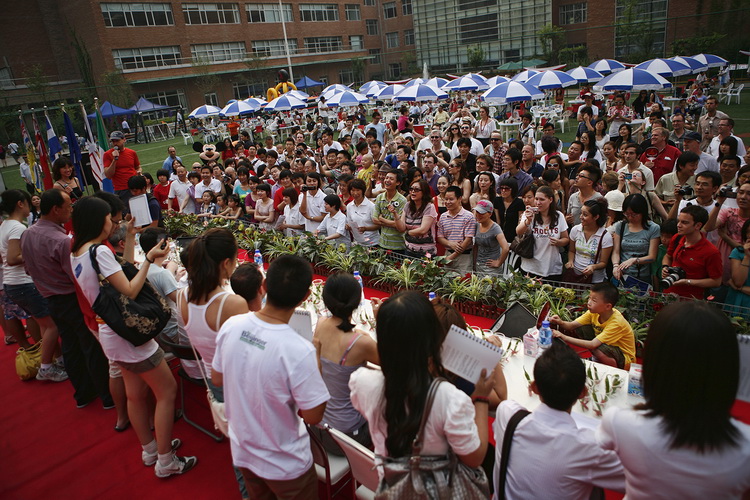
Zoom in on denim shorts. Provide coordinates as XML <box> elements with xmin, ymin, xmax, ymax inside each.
<box><xmin>4</xmin><ymin>283</ymin><xmax>51</xmax><ymax>318</ymax></box>
<box><xmin>116</xmin><ymin>347</ymin><xmax>165</xmax><ymax>374</ymax></box>
<box><xmin>0</xmin><ymin>288</ymin><xmax>29</xmax><ymax>320</ymax></box>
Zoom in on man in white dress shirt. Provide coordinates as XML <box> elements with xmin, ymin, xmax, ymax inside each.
<box><xmin>493</xmin><ymin>341</ymin><xmax>625</xmax><ymax>500</ymax></box>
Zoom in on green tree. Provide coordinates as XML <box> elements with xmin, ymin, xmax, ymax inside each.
<box><xmin>559</xmin><ymin>45</ymin><xmax>589</xmax><ymax>67</ymax></box>
<box><xmin>351</xmin><ymin>57</ymin><xmax>366</xmax><ymax>85</ymax></box>
<box><xmin>69</xmin><ymin>26</ymin><xmax>95</xmax><ymax>103</ymax></box>
<box><xmin>615</xmin><ymin>0</ymin><xmax>662</xmax><ymax>63</ymax></box>
<box><xmin>100</xmin><ymin>70</ymin><xmax>133</xmax><ymax>107</ymax></box>
<box><xmin>670</xmin><ymin>33</ymin><xmax>726</xmax><ymax>58</ymax></box>
<box><xmin>467</xmin><ymin>45</ymin><xmax>486</xmax><ymax>71</ymax></box>
<box><xmin>192</xmin><ymin>57</ymin><xmax>221</xmax><ymax>101</ymax></box>
<box><xmin>537</xmin><ymin>24</ymin><xmax>565</xmax><ymax>65</ymax></box>
<box><xmin>23</xmin><ymin>65</ymin><xmax>50</xmax><ymax>105</ymax></box>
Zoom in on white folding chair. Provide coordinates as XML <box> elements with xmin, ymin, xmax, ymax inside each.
<box><xmin>727</xmin><ymin>83</ymin><xmax>744</xmax><ymax>105</ymax></box>
<box><xmin>327</xmin><ymin>426</ymin><xmax>379</xmax><ymax>499</ymax></box>
<box><xmin>717</xmin><ymin>82</ymin><xmax>733</xmax><ymax>103</ymax></box>
<box><xmin>181</xmin><ymin>131</ymin><xmax>194</xmax><ymax>145</ymax></box>
<box><xmin>308</xmin><ymin>425</ymin><xmax>352</xmax><ymax>499</ymax></box>
<box><xmin>556</xmin><ymin>110</ymin><xmax>572</xmax><ymax>134</ymax></box>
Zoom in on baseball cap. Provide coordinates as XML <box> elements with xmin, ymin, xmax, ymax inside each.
<box><xmin>683</xmin><ymin>131</ymin><xmax>701</xmax><ymax>142</ymax></box>
<box><xmin>604</xmin><ymin>190</ymin><xmax>624</xmax><ymax>212</ymax></box>
<box><xmin>583</xmin><ymin>92</ymin><xmax>593</xmax><ymax>98</ymax></box>
<box><xmin>110</xmin><ymin>131</ymin><xmax>125</xmax><ymax>140</ymax></box>
<box><xmin>474</xmin><ymin>199</ymin><xmax>494</xmax><ymax>214</ymax></box>
<box><xmin>378</xmin><ymin>164</ymin><xmax>392</xmax><ymax>173</ymax></box>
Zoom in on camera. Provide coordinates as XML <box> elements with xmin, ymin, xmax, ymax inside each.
<box><xmin>677</xmin><ymin>185</ymin><xmax>693</xmax><ymax>197</ymax></box>
<box><xmin>660</xmin><ymin>266</ymin><xmax>686</xmax><ymax>289</ymax></box>
<box><xmin>296</xmin><ymin>148</ymin><xmax>305</xmax><ymax>156</ymax></box>
<box><xmin>719</xmin><ymin>186</ymin><xmax>737</xmax><ymax>199</ymax></box>
<box><xmin>624</xmin><ymin>173</ymin><xmax>633</xmax><ymax>181</ymax></box>
<box><xmin>389</xmin><ymin>201</ymin><xmax>400</xmax><ymax>208</ymax></box>
<box><xmin>301</xmin><ymin>185</ymin><xmax>311</xmax><ymax>192</ymax></box>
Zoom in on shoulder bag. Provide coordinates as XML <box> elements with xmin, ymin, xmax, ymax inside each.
<box><xmin>510</xmin><ymin>219</ymin><xmax>535</xmax><ymax>259</ymax></box>
<box><xmin>88</xmin><ymin>244</ymin><xmax>171</xmax><ymax>346</ymax></box>
<box><xmin>375</xmin><ymin>378</ymin><xmax>490</xmax><ymax>500</ymax></box>
<box><xmin>15</xmin><ymin>342</ymin><xmax>43</xmax><ymax>381</ymax></box>
<box><xmin>496</xmin><ymin>409</ymin><xmax>531</xmax><ymax>500</ymax></box>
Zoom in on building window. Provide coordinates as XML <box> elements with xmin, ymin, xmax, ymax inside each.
<box><xmin>304</xmin><ymin>36</ymin><xmax>343</xmax><ymax>53</ymax></box>
<box><xmin>205</xmin><ymin>92</ymin><xmax>219</xmax><ymax>106</ymax></box>
<box><xmin>369</xmin><ymin>48</ymin><xmax>382</xmax><ymax>64</ymax></box>
<box><xmin>141</xmin><ymin>89</ymin><xmax>187</xmax><ymax>109</ymax></box>
<box><xmin>383</xmin><ymin>2</ymin><xmax>396</xmax><ymax>18</ymax></box>
<box><xmin>299</xmin><ymin>4</ymin><xmax>339</xmax><ymax>21</ymax></box>
<box><xmin>191</xmin><ymin>42</ymin><xmax>245</xmax><ymax>62</ymax></box>
<box><xmin>318</xmin><ymin>76</ymin><xmax>328</xmax><ymax>86</ymax></box>
<box><xmin>404</xmin><ymin>29</ymin><xmax>415</xmax><ymax>45</ymax></box>
<box><xmin>503</xmin><ymin>49</ymin><xmax>520</xmax><ymax>62</ymax></box>
<box><xmin>233</xmin><ymin>81</ymin><xmax>267</xmax><ymax>99</ymax></box>
<box><xmin>365</xmin><ymin>19</ymin><xmax>379</xmax><ymax>35</ymax></box>
<box><xmin>402</xmin><ymin>0</ymin><xmax>412</xmax><ymax>15</ymax></box>
<box><xmin>614</xmin><ymin>0</ymin><xmax>667</xmax><ymax>58</ymax></box>
<box><xmin>387</xmin><ymin>62</ymin><xmax>401</xmax><ymax>79</ymax></box>
<box><xmin>559</xmin><ymin>3</ymin><xmax>587</xmax><ymax>25</ymax></box>
<box><xmin>385</xmin><ymin>32</ymin><xmax>399</xmax><ymax>48</ymax></box>
<box><xmin>113</xmin><ymin>46</ymin><xmax>182</xmax><ymax>70</ymax></box>
<box><xmin>458</xmin><ymin>0</ymin><xmax>495</xmax><ymax>9</ymax></box>
<box><xmin>252</xmin><ymin>39</ymin><xmax>298</xmax><ymax>57</ymax></box>
<box><xmin>339</xmin><ymin>69</ymin><xmax>355</xmax><ymax>85</ymax></box>
<box><xmin>364</xmin><ymin>0</ymin><xmax>375</xmax><ymax>5</ymax></box>
<box><xmin>101</xmin><ymin>3</ymin><xmax>174</xmax><ymax>27</ymax></box>
<box><xmin>459</xmin><ymin>14</ymin><xmax>498</xmax><ymax>44</ymax></box>
<box><xmin>183</xmin><ymin>3</ymin><xmax>240</xmax><ymax>24</ymax></box>
<box><xmin>350</xmin><ymin>35</ymin><xmax>364</xmax><ymax>50</ymax></box>
<box><xmin>245</xmin><ymin>3</ymin><xmax>292</xmax><ymax>22</ymax></box>
<box><xmin>345</xmin><ymin>4</ymin><xmax>361</xmax><ymax>20</ymax></box>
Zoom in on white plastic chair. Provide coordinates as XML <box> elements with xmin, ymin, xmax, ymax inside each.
<box><xmin>727</xmin><ymin>83</ymin><xmax>744</xmax><ymax>104</ymax></box>
<box><xmin>327</xmin><ymin>426</ymin><xmax>379</xmax><ymax>499</ymax></box>
<box><xmin>181</xmin><ymin>131</ymin><xmax>194</xmax><ymax>145</ymax></box>
<box><xmin>556</xmin><ymin>110</ymin><xmax>572</xmax><ymax>134</ymax></box>
<box><xmin>717</xmin><ymin>83</ymin><xmax>733</xmax><ymax>103</ymax></box>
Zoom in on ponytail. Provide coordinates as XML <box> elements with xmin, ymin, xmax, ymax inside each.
<box><xmin>186</xmin><ymin>228</ymin><xmax>238</xmax><ymax>302</ymax></box>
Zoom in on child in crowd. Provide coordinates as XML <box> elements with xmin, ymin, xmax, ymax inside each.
<box><xmin>196</xmin><ymin>190</ymin><xmax>218</xmax><ymax>218</ymax></box>
<box><xmin>217</xmin><ymin>194</ymin><xmax>243</xmax><ymax>220</ymax></box>
<box><xmin>229</xmin><ymin>262</ymin><xmax>265</xmax><ymax>311</ymax></box>
<box><xmin>550</xmin><ymin>281</ymin><xmax>636</xmax><ymax>370</ymax></box>
<box><xmin>186</xmin><ymin>171</ymin><xmax>201</xmax><ymax>214</ymax></box>
<box><xmin>215</xmin><ymin>194</ymin><xmax>227</xmax><ymax>213</ymax></box>
<box><xmin>652</xmin><ymin>219</ymin><xmax>678</xmax><ymax>291</ymax></box>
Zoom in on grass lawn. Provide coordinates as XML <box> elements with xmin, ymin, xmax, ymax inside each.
<box><xmin>2</xmin><ymin>86</ymin><xmax>749</xmax><ymax>192</ymax></box>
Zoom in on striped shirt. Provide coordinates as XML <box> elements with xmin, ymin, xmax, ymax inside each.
<box><xmin>373</xmin><ymin>191</ymin><xmax>407</xmax><ymax>250</ymax></box>
<box><xmin>437</xmin><ymin>208</ymin><xmax>476</xmax><ymax>247</ymax></box>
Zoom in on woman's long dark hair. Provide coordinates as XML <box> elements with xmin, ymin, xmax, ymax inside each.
<box><xmin>639</xmin><ymin>301</ymin><xmax>740</xmax><ymax>452</ymax></box>
<box><xmin>0</xmin><ymin>189</ymin><xmax>31</xmax><ymax>216</ymax></box>
<box><xmin>322</xmin><ymin>273</ymin><xmax>360</xmax><ymax>332</ymax></box>
<box><xmin>186</xmin><ymin>228</ymin><xmax>238</xmax><ymax>302</ymax></box>
<box><xmin>475</xmin><ymin>172</ymin><xmax>497</xmax><ymax>203</ymax></box>
<box><xmin>534</xmin><ymin>185</ymin><xmax>559</xmax><ymax>230</ymax></box>
<box><xmin>408</xmin><ymin>179</ymin><xmax>432</xmax><ymax>217</ymax></box>
<box><xmin>621</xmin><ymin>193</ymin><xmax>651</xmax><ymax>229</ymax></box>
<box><xmin>377</xmin><ymin>291</ymin><xmax>446</xmax><ymax>457</ymax></box>
<box><xmin>71</xmin><ymin>196</ymin><xmax>113</xmax><ymax>252</ymax></box>
<box><xmin>717</xmin><ymin>136</ymin><xmax>739</xmax><ymax>164</ymax></box>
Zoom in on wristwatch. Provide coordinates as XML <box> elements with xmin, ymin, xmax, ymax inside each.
<box><xmin>688</xmin><ymin>279</ymin><xmax>692</xmax><ymax>285</ymax></box>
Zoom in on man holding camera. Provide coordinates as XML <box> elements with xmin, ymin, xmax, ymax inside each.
<box><xmin>667</xmin><ymin>170</ymin><xmax>722</xmax><ymax>245</ymax></box>
<box><xmin>661</xmin><ymin>204</ymin><xmax>722</xmax><ymax>298</ymax></box>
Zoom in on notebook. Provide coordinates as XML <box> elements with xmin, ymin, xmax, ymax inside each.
<box><xmin>738</xmin><ymin>334</ymin><xmax>750</xmax><ymax>403</ymax></box>
<box><xmin>288</xmin><ymin>309</ymin><xmax>313</xmax><ymax>343</ymax></box>
<box><xmin>441</xmin><ymin>325</ymin><xmax>504</xmax><ymax>383</ymax></box>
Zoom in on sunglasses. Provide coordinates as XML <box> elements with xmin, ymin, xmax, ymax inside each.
<box><xmin>408</xmin><ymin>186</ymin><xmax>421</xmax><ymax>192</ymax></box>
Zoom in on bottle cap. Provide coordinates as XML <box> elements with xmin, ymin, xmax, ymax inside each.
<box><xmin>542</xmin><ymin>320</ymin><xmax>550</xmax><ymax>328</ymax></box>
<box><xmin>353</xmin><ymin>271</ymin><xmax>360</xmax><ymax>277</ymax></box>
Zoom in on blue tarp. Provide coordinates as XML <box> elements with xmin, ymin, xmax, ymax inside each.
<box><xmin>295</xmin><ymin>76</ymin><xmax>325</xmax><ymax>89</ymax></box>
<box><xmin>128</xmin><ymin>97</ymin><xmax>170</xmax><ymax>112</ymax></box>
<box><xmin>87</xmin><ymin>101</ymin><xmax>136</xmax><ymax>119</ymax></box>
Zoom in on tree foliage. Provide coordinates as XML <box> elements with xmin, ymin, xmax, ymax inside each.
<box><xmin>100</xmin><ymin>70</ymin><xmax>133</xmax><ymax>107</ymax></box>
<box><xmin>537</xmin><ymin>24</ymin><xmax>565</xmax><ymax>65</ymax></box>
<box><xmin>192</xmin><ymin>57</ymin><xmax>221</xmax><ymax>98</ymax></box>
<box><xmin>467</xmin><ymin>45</ymin><xmax>486</xmax><ymax>71</ymax></box>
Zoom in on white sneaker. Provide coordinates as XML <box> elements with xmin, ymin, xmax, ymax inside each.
<box><xmin>54</xmin><ymin>357</ymin><xmax>65</xmax><ymax>369</ymax></box>
<box><xmin>155</xmin><ymin>454</ymin><xmax>197</xmax><ymax>478</ymax></box>
<box><xmin>36</xmin><ymin>365</ymin><xmax>68</xmax><ymax>382</ymax></box>
<box><xmin>142</xmin><ymin>438</ymin><xmax>182</xmax><ymax>466</ymax></box>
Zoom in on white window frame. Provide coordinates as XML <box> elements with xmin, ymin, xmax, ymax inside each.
<box><xmin>402</xmin><ymin>0</ymin><xmax>412</xmax><ymax>15</ymax></box>
<box><xmin>112</xmin><ymin>46</ymin><xmax>182</xmax><ymax>70</ymax></box>
<box><xmin>252</xmin><ymin>39</ymin><xmax>299</xmax><ymax>57</ymax></box>
<box><xmin>304</xmin><ymin>36</ymin><xmax>343</xmax><ymax>53</ymax></box>
<box><xmin>345</xmin><ymin>4</ymin><xmax>361</xmax><ymax>20</ymax></box>
<box><xmin>299</xmin><ymin>4</ymin><xmax>339</xmax><ymax>21</ymax></box>
<box><xmin>559</xmin><ymin>3</ymin><xmax>587</xmax><ymax>25</ymax></box>
<box><xmin>245</xmin><ymin>3</ymin><xmax>293</xmax><ymax>22</ymax></box>
<box><xmin>350</xmin><ymin>35</ymin><xmax>364</xmax><ymax>50</ymax></box>
<box><xmin>101</xmin><ymin>3</ymin><xmax>174</xmax><ymax>27</ymax></box>
<box><xmin>404</xmin><ymin>29</ymin><xmax>415</xmax><ymax>46</ymax></box>
<box><xmin>368</xmin><ymin>48</ymin><xmax>382</xmax><ymax>64</ymax></box>
<box><xmin>182</xmin><ymin>3</ymin><xmax>240</xmax><ymax>25</ymax></box>
<box><xmin>386</xmin><ymin>32</ymin><xmax>399</xmax><ymax>49</ymax></box>
<box><xmin>365</xmin><ymin>19</ymin><xmax>379</xmax><ymax>35</ymax></box>
<box><xmin>383</xmin><ymin>2</ymin><xmax>396</xmax><ymax>18</ymax></box>
<box><xmin>191</xmin><ymin>42</ymin><xmax>246</xmax><ymax>62</ymax></box>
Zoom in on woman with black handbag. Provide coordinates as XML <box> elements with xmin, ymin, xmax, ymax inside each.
<box><xmin>350</xmin><ymin>291</ymin><xmax>499</xmax><ymax>498</ymax></box>
<box><xmin>71</xmin><ymin>196</ymin><xmax>196</xmax><ymax>479</ymax></box>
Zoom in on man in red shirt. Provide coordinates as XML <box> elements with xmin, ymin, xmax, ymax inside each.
<box><xmin>662</xmin><ymin>204</ymin><xmax>722</xmax><ymax>298</ymax></box>
<box><xmin>639</xmin><ymin>127</ymin><xmax>681</xmax><ymax>183</ymax></box>
<box><xmin>103</xmin><ymin>130</ymin><xmax>141</xmax><ymax>207</ymax></box>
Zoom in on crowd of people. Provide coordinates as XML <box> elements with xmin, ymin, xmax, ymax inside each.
<box><xmin>2</xmin><ymin>85</ymin><xmax>749</xmax><ymax>498</ymax></box>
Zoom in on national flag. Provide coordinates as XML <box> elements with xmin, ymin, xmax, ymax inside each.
<box><xmin>31</xmin><ymin>113</ymin><xmax>53</xmax><ymax>190</ymax></box>
<box><xmin>45</xmin><ymin>112</ymin><xmax>62</xmax><ymax>159</ymax></box>
<box><xmin>82</xmin><ymin>101</ymin><xmax>112</xmax><ymax>192</ymax></box>
<box><xmin>62</xmin><ymin>109</ymin><xmax>86</xmax><ymax>190</ymax></box>
<box><xmin>19</xmin><ymin>115</ymin><xmax>41</xmax><ymax>190</ymax></box>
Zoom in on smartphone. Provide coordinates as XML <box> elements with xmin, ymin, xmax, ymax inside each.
<box><xmin>160</xmin><ymin>238</ymin><xmax>168</xmax><ymax>250</ymax></box>
<box><xmin>624</xmin><ymin>173</ymin><xmax>632</xmax><ymax>180</ymax></box>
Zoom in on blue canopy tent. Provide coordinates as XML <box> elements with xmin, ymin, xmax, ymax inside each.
<box><xmin>128</xmin><ymin>97</ymin><xmax>170</xmax><ymax>112</ymax></box>
<box><xmin>86</xmin><ymin>101</ymin><xmax>135</xmax><ymax>119</ymax></box>
<box><xmin>295</xmin><ymin>75</ymin><xmax>325</xmax><ymax>90</ymax></box>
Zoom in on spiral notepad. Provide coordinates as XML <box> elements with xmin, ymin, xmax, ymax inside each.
<box><xmin>441</xmin><ymin>325</ymin><xmax>504</xmax><ymax>384</ymax></box>
<box><xmin>739</xmin><ymin>335</ymin><xmax>750</xmax><ymax>403</ymax></box>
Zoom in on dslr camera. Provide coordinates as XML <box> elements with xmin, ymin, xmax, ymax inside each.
<box><xmin>660</xmin><ymin>266</ymin><xmax>686</xmax><ymax>289</ymax></box>
<box><xmin>719</xmin><ymin>185</ymin><xmax>737</xmax><ymax>199</ymax></box>
<box><xmin>677</xmin><ymin>185</ymin><xmax>693</xmax><ymax>197</ymax></box>
<box><xmin>301</xmin><ymin>185</ymin><xmax>313</xmax><ymax>192</ymax></box>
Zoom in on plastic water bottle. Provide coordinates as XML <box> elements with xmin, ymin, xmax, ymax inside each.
<box><xmin>353</xmin><ymin>271</ymin><xmax>365</xmax><ymax>305</ymax></box>
<box><xmin>253</xmin><ymin>249</ymin><xmax>264</xmax><ymax>269</ymax></box>
<box><xmin>428</xmin><ymin>292</ymin><xmax>436</xmax><ymax>301</ymax></box>
<box><xmin>538</xmin><ymin>320</ymin><xmax>552</xmax><ymax>351</ymax></box>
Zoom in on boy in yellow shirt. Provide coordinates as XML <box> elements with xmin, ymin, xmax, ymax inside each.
<box><xmin>550</xmin><ymin>282</ymin><xmax>635</xmax><ymax>370</ymax></box>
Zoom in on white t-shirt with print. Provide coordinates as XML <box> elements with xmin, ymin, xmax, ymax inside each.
<box><xmin>212</xmin><ymin>312</ymin><xmax>330</xmax><ymax>481</ymax></box>
<box><xmin>346</xmin><ymin>198</ymin><xmax>380</xmax><ymax>246</ymax></box>
<box><xmin>0</xmin><ymin>220</ymin><xmax>32</xmax><ymax>285</ymax></box>
<box><xmin>569</xmin><ymin>225</ymin><xmax>614</xmax><ymax>283</ymax></box>
<box><xmin>520</xmin><ymin>212</ymin><xmax>569</xmax><ymax>277</ymax></box>
<box><xmin>318</xmin><ymin>210</ymin><xmax>348</xmax><ymax>243</ymax></box>
<box><xmin>71</xmin><ymin>245</ymin><xmax>159</xmax><ymax>363</ymax></box>
<box><xmin>303</xmin><ymin>189</ymin><xmax>327</xmax><ymax>232</ymax></box>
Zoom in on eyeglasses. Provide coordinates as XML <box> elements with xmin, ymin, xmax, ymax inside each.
<box><xmin>408</xmin><ymin>186</ymin><xmax>421</xmax><ymax>192</ymax></box>
<box><xmin>450</xmin><ymin>128</ymin><xmax>459</xmax><ymax>131</ymax></box>
<box><xmin>460</xmin><ymin>126</ymin><xmax>470</xmax><ymax>129</ymax></box>
<box><xmin>430</xmin><ymin>136</ymin><xmax>442</xmax><ymax>139</ymax></box>
<box><xmin>577</xmin><ymin>174</ymin><xmax>592</xmax><ymax>181</ymax></box>
<box><xmin>499</xmin><ymin>186</ymin><xmax>511</xmax><ymax>191</ymax></box>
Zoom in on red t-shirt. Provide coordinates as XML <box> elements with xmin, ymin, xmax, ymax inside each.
<box><xmin>103</xmin><ymin>147</ymin><xmax>140</xmax><ymax>191</ymax></box>
<box><xmin>640</xmin><ymin>145</ymin><xmax>681</xmax><ymax>183</ymax></box>
<box><xmin>665</xmin><ymin>233</ymin><xmax>723</xmax><ymax>298</ymax></box>
<box><xmin>227</xmin><ymin>122</ymin><xmax>240</xmax><ymax>137</ymax></box>
<box><xmin>153</xmin><ymin>182</ymin><xmax>171</xmax><ymax>210</ymax></box>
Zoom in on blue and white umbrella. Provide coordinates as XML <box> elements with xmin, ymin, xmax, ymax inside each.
<box><xmin>393</xmin><ymin>84</ymin><xmax>449</xmax><ymax>102</ymax></box>
<box><xmin>566</xmin><ymin>66</ymin><xmax>604</xmax><ymax>83</ymax></box>
<box><xmin>480</xmin><ymin>81</ymin><xmax>544</xmax><ymax>104</ymax></box>
<box><xmin>188</xmin><ymin>104</ymin><xmax>222</xmax><ymax>118</ymax></box>
<box><xmin>359</xmin><ymin>80</ymin><xmax>387</xmax><ymax>96</ymax></box>
<box><xmin>285</xmin><ymin>90</ymin><xmax>310</xmax><ymax>102</ymax></box>
<box><xmin>372</xmin><ymin>84</ymin><xmax>405</xmax><ymax>100</ymax></box>
<box><xmin>669</xmin><ymin>56</ymin><xmax>708</xmax><ymax>74</ymax></box>
<box><xmin>462</xmin><ymin>73</ymin><xmax>488</xmax><ymax>85</ymax></box>
<box><xmin>511</xmin><ymin>70</ymin><xmax>540</xmax><ymax>83</ymax></box>
<box><xmin>443</xmin><ymin>75</ymin><xmax>489</xmax><ymax>91</ymax></box>
<box><xmin>324</xmin><ymin>90</ymin><xmax>370</xmax><ymax>107</ymax></box>
<box><xmin>404</xmin><ymin>78</ymin><xmax>427</xmax><ymax>87</ymax></box>
<box><xmin>635</xmin><ymin>58</ymin><xmax>691</xmax><ymax>77</ymax></box>
<box><xmin>265</xmin><ymin>94</ymin><xmax>308</xmax><ymax>112</ymax></box>
<box><xmin>588</xmin><ymin>59</ymin><xmax>626</xmax><ymax>75</ymax></box>
<box><xmin>243</xmin><ymin>98</ymin><xmax>267</xmax><ymax>111</ymax></box>
<box><xmin>593</xmin><ymin>68</ymin><xmax>672</xmax><ymax>92</ymax></box>
<box><xmin>691</xmin><ymin>53</ymin><xmax>728</xmax><ymax>68</ymax></box>
<box><xmin>320</xmin><ymin>84</ymin><xmax>352</xmax><ymax>100</ymax></box>
<box><xmin>425</xmin><ymin>77</ymin><xmax>450</xmax><ymax>88</ymax></box>
<box><xmin>525</xmin><ymin>70</ymin><xmax>578</xmax><ymax>89</ymax></box>
<box><xmin>485</xmin><ymin>75</ymin><xmax>510</xmax><ymax>86</ymax></box>
<box><xmin>219</xmin><ymin>100</ymin><xmax>258</xmax><ymax>117</ymax></box>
